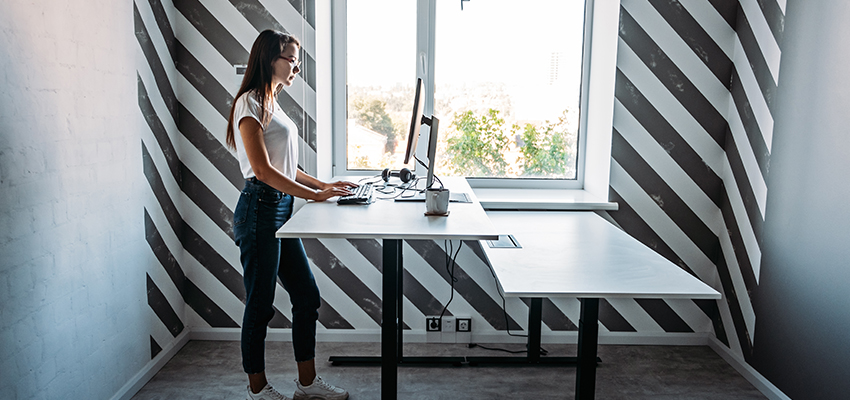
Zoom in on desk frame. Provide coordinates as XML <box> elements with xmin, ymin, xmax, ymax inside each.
<box><xmin>277</xmin><ymin>177</ymin><xmax>498</xmax><ymax>399</ymax></box>
<box><xmin>331</xmin><ymin>251</ymin><xmax>603</xmax><ymax>399</ymax></box>
<box><xmin>279</xmin><ymin>190</ymin><xmax>718</xmax><ymax>400</ymax></box>
<box><xmin>480</xmin><ymin>211</ymin><xmax>721</xmax><ymax>400</ymax></box>
<box><xmin>464</xmin><ymin>298</ymin><xmax>601</xmax><ymax>400</ymax></box>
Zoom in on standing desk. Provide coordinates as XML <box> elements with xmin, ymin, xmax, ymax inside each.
<box><xmin>480</xmin><ymin>211</ymin><xmax>721</xmax><ymax>399</ymax></box>
<box><xmin>275</xmin><ymin>177</ymin><xmax>498</xmax><ymax>399</ymax></box>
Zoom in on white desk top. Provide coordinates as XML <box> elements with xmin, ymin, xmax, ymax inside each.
<box><xmin>276</xmin><ymin>177</ymin><xmax>499</xmax><ymax>241</ymax></box>
<box><xmin>481</xmin><ymin>211</ymin><xmax>721</xmax><ymax>299</ymax></box>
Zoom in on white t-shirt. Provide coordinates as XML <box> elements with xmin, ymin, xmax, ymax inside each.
<box><xmin>232</xmin><ymin>90</ymin><xmax>299</xmax><ymax>181</ymax></box>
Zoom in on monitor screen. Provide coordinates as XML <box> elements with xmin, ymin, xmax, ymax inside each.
<box><xmin>404</xmin><ymin>78</ymin><xmax>426</xmax><ymax>165</ymax></box>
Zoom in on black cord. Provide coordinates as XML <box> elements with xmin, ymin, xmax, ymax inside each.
<box><xmin>397</xmin><ymin>177</ymin><xmax>425</xmax><ymax>198</ymax></box>
<box><xmin>484</xmin><ymin>255</ymin><xmax>527</xmax><ymax>338</ymax></box>
<box><xmin>438</xmin><ymin>240</ymin><xmax>463</xmax><ymax>320</ymax></box>
<box><xmin>373</xmin><ymin>178</ymin><xmax>420</xmax><ymax>200</ymax></box>
<box><xmin>468</xmin><ymin>343</ymin><xmax>526</xmax><ymax>354</ymax></box>
<box><xmin>413</xmin><ymin>155</ymin><xmax>444</xmax><ymax>189</ymax></box>
<box><xmin>468</xmin><ymin>343</ymin><xmax>549</xmax><ymax>356</ymax></box>
<box><xmin>431</xmin><ymin>174</ymin><xmax>444</xmax><ymax>189</ymax></box>
<box><xmin>434</xmin><ymin>241</ymin><xmax>550</xmax><ymax>357</ymax></box>
<box><xmin>414</xmin><ymin>155</ymin><xmax>428</xmax><ymax>171</ymax></box>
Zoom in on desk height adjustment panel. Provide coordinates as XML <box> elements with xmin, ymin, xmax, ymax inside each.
<box><xmin>486</xmin><ymin>234</ymin><xmax>521</xmax><ymax>248</ymax></box>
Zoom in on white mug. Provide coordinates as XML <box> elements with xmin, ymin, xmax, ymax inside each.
<box><xmin>425</xmin><ymin>188</ymin><xmax>450</xmax><ymax>214</ymax></box>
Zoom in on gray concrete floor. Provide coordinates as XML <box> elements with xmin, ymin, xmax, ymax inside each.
<box><xmin>132</xmin><ymin>340</ymin><xmax>766</xmax><ymax>399</ymax></box>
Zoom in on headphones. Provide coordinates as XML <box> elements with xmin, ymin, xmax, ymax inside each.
<box><xmin>381</xmin><ymin>168</ymin><xmax>415</xmax><ymax>183</ymax></box>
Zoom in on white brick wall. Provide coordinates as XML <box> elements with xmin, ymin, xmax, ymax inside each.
<box><xmin>0</xmin><ymin>1</ymin><xmax>155</xmax><ymax>399</ymax></box>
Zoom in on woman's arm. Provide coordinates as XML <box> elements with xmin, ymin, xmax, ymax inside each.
<box><xmin>239</xmin><ymin>118</ymin><xmax>351</xmax><ymax>201</ymax></box>
<box><xmin>296</xmin><ymin>170</ymin><xmax>358</xmax><ymax>191</ymax></box>
<box><xmin>294</xmin><ymin>170</ymin><xmax>327</xmax><ymax>190</ymax></box>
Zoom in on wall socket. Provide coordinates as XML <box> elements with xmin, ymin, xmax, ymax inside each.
<box><xmin>425</xmin><ymin>316</ymin><xmax>472</xmax><ymax>343</ymax></box>
<box><xmin>426</xmin><ymin>317</ymin><xmax>441</xmax><ymax>332</ymax></box>
<box><xmin>441</xmin><ymin>316</ymin><xmax>456</xmax><ymax>332</ymax></box>
<box><xmin>455</xmin><ymin>316</ymin><xmax>471</xmax><ymax>343</ymax></box>
<box><xmin>441</xmin><ymin>316</ymin><xmax>456</xmax><ymax>343</ymax></box>
<box><xmin>425</xmin><ymin>316</ymin><xmax>441</xmax><ymax>342</ymax></box>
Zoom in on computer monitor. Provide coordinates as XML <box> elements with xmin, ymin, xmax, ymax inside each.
<box><xmin>404</xmin><ymin>78</ymin><xmax>441</xmax><ymax>188</ymax></box>
<box><xmin>403</xmin><ymin>78</ymin><xmax>426</xmax><ymax>165</ymax></box>
<box><xmin>424</xmin><ymin>114</ymin><xmax>440</xmax><ymax>189</ymax></box>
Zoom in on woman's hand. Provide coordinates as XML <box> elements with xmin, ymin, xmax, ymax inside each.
<box><xmin>311</xmin><ymin>185</ymin><xmax>354</xmax><ymax>202</ymax></box>
<box><xmin>313</xmin><ymin>180</ymin><xmax>357</xmax><ymax>201</ymax></box>
<box><xmin>323</xmin><ymin>180</ymin><xmax>358</xmax><ymax>190</ymax></box>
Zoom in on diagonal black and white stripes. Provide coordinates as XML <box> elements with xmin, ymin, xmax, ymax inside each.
<box><xmin>136</xmin><ymin>0</ymin><xmax>317</xmax><ymax>357</ymax></box>
<box><xmin>609</xmin><ymin>0</ymin><xmax>783</xmax><ymax>359</ymax></box>
<box><xmin>137</xmin><ymin>0</ymin><xmax>736</xmax><ymax>361</ymax></box>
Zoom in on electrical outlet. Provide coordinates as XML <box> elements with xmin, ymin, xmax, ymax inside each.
<box><xmin>425</xmin><ymin>316</ymin><xmax>441</xmax><ymax>342</ymax></box>
<box><xmin>455</xmin><ymin>316</ymin><xmax>471</xmax><ymax>343</ymax></box>
<box><xmin>441</xmin><ymin>316</ymin><xmax>456</xmax><ymax>332</ymax></box>
<box><xmin>441</xmin><ymin>316</ymin><xmax>456</xmax><ymax>343</ymax></box>
<box><xmin>426</xmin><ymin>317</ymin><xmax>441</xmax><ymax>332</ymax></box>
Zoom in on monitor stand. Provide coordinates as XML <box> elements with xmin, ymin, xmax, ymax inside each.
<box><xmin>394</xmin><ymin>191</ymin><xmax>471</xmax><ymax>203</ymax></box>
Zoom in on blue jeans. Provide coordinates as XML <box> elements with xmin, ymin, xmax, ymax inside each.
<box><xmin>233</xmin><ymin>178</ymin><xmax>320</xmax><ymax>374</ymax></box>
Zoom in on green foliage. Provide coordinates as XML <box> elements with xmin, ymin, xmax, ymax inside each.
<box><xmin>444</xmin><ymin>108</ymin><xmax>576</xmax><ymax>178</ymax></box>
<box><xmin>518</xmin><ymin>110</ymin><xmax>575</xmax><ymax>177</ymax></box>
<box><xmin>446</xmin><ymin>109</ymin><xmax>512</xmax><ymax>176</ymax></box>
<box><xmin>351</xmin><ymin>98</ymin><xmax>398</xmax><ymax>153</ymax></box>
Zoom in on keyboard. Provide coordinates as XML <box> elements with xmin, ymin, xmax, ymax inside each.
<box><xmin>337</xmin><ymin>182</ymin><xmax>374</xmax><ymax>205</ymax></box>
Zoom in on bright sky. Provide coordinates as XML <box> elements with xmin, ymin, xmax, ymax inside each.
<box><xmin>348</xmin><ymin>0</ymin><xmax>586</xmax><ymax>121</ymax></box>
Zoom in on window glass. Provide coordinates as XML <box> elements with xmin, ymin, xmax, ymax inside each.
<box><xmin>433</xmin><ymin>0</ymin><xmax>585</xmax><ymax>179</ymax></box>
<box><xmin>344</xmin><ymin>1</ymin><xmax>586</xmax><ymax>180</ymax></box>
<box><xmin>346</xmin><ymin>1</ymin><xmax>416</xmax><ymax>171</ymax></box>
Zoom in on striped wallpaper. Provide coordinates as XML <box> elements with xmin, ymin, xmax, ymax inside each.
<box><xmin>135</xmin><ymin>0</ymin><xmax>319</xmax><ymax>357</ymax></box>
<box><xmin>608</xmin><ymin>0</ymin><xmax>784</xmax><ymax>361</ymax></box>
<box><xmin>135</xmin><ymin>0</ymin><xmax>783</xmax><ymax>367</ymax></box>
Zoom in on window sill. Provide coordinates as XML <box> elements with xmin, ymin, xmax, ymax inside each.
<box><xmin>471</xmin><ymin>187</ymin><xmax>618</xmax><ymax>211</ymax></box>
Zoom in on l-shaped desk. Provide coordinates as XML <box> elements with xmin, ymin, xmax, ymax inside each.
<box><xmin>276</xmin><ymin>177</ymin><xmax>720</xmax><ymax>399</ymax></box>
<box><xmin>480</xmin><ymin>211</ymin><xmax>721</xmax><ymax>399</ymax></box>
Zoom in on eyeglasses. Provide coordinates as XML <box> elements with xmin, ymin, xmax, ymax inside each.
<box><xmin>279</xmin><ymin>55</ymin><xmax>301</xmax><ymax>71</ymax></box>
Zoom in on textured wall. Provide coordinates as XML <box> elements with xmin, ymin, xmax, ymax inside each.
<box><xmin>608</xmin><ymin>0</ymin><xmax>783</xmax><ymax>360</ymax></box>
<box><xmin>0</xmin><ymin>0</ymin><xmax>151</xmax><ymax>398</ymax></box>
<box><xmin>751</xmin><ymin>1</ymin><xmax>850</xmax><ymax>398</ymax></box>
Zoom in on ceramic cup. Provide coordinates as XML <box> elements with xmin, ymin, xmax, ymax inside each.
<box><xmin>425</xmin><ymin>188</ymin><xmax>450</xmax><ymax>215</ymax></box>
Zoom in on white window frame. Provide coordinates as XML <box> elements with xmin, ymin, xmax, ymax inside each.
<box><xmin>329</xmin><ymin>0</ymin><xmax>619</xmax><ymax>197</ymax></box>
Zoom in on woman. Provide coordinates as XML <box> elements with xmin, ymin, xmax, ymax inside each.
<box><xmin>227</xmin><ymin>29</ymin><xmax>352</xmax><ymax>400</ymax></box>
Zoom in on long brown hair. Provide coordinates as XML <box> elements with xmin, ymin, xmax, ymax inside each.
<box><xmin>226</xmin><ymin>30</ymin><xmax>300</xmax><ymax>149</ymax></box>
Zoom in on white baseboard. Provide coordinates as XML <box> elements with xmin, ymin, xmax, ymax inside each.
<box><xmin>110</xmin><ymin>329</ymin><xmax>191</xmax><ymax>400</ymax></box>
<box><xmin>189</xmin><ymin>328</ymin><xmax>711</xmax><ymax>346</ymax></box>
<box><xmin>189</xmin><ymin>328</ymin><xmax>388</xmax><ymax>342</ymax></box>
<box><xmin>597</xmin><ymin>332</ymin><xmax>711</xmax><ymax>345</ymax></box>
<box><xmin>707</xmin><ymin>337</ymin><xmax>791</xmax><ymax>400</ymax></box>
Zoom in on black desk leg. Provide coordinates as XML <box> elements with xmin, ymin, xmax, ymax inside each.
<box><xmin>576</xmin><ymin>298</ymin><xmax>599</xmax><ymax>400</ymax></box>
<box><xmin>382</xmin><ymin>239</ymin><xmax>401</xmax><ymax>400</ymax></box>
<box><xmin>395</xmin><ymin>240</ymin><xmax>404</xmax><ymax>363</ymax></box>
<box><xmin>528</xmin><ymin>298</ymin><xmax>543</xmax><ymax>363</ymax></box>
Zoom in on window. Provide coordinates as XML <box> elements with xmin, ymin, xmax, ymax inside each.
<box><xmin>333</xmin><ymin>0</ymin><xmax>605</xmax><ymax>190</ymax></box>
<box><xmin>340</xmin><ymin>0</ymin><xmax>415</xmax><ymax>172</ymax></box>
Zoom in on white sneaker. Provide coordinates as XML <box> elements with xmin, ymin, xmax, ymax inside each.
<box><xmin>247</xmin><ymin>384</ymin><xmax>292</xmax><ymax>400</ymax></box>
<box><xmin>293</xmin><ymin>376</ymin><xmax>349</xmax><ymax>400</ymax></box>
